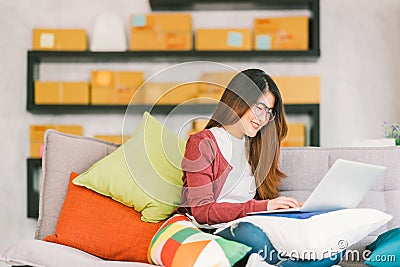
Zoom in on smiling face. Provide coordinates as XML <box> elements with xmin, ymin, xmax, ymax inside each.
<box><xmin>225</xmin><ymin>91</ymin><xmax>276</xmax><ymax>139</ymax></box>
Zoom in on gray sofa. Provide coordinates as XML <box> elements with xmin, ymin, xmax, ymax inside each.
<box><xmin>2</xmin><ymin>130</ymin><xmax>399</xmax><ymax>266</ymax></box>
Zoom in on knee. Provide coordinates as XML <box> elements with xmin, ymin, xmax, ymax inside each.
<box><xmin>217</xmin><ymin>222</ymin><xmax>279</xmax><ymax>264</ymax></box>
<box><xmin>218</xmin><ymin>222</ymin><xmax>268</xmax><ymax>244</ymax></box>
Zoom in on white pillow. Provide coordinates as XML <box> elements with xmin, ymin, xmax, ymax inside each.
<box><xmin>215</xmin><ymin>209</ymin><xmax>392</xmax><ymax>260</ymax></box>
<box><xmin>0</xmin><ymin>240</ymin><xmax>154</xmax><ymax>267</ymax></box>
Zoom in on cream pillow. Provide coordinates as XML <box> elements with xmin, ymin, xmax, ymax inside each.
<box><xmin>215</xmin><ymin>209</ymin><xmax>392</xmax><ymax>260</ymax></box>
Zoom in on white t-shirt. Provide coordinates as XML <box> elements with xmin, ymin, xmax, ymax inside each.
<box><xmin>209</xmin><ymin>127</ymin><xmax>257</xmax><ymax>203</ymax></box>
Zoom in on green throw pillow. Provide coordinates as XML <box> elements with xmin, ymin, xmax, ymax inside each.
<box><xmin>365</xmin><ymin>228</ymin><xmax>400</xmax><ymax>266</ymax></box>
<box><xmin>73</xmin><ymin>112</ymin><xmax>186</xmax><ymax>222</ymax></box>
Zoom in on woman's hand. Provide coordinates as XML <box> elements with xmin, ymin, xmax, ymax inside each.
<box><xmin>267</xmin><ymin>196</ymin><xmax>302</xmax><ymax>211</ymax></box>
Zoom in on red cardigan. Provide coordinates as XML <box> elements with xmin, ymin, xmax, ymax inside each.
<box><xmin>177</xmin><ymin>129</ymin><xmax>269</xmax><ymax>225</ymax></box>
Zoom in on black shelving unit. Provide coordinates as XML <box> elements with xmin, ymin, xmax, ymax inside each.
<box><xmin>27</xmin><ymin>158</ymin><xmax>42</xmax><ymax>219</ymax></box>
<box><xmin>26</xmin><ymin>0</ymin><xmax>320</xmax><ymax>218</ymax></box>
<box><xmin>27</xmin><ymin>0</ymin><xmax>320</xmax><ymax>114</ymax></box>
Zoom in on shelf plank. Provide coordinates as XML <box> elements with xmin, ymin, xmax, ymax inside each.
<box><xmin>26</xmin><ymin>104</ymin><xmax>219</xmax><ymax>114</ymax></box>
<box><xmin>28</xmin><ymin>50</ymin><xmax>320</xmax><ymax>63</ymax></box>
<box><xmin>150</xmin><ymin>0</ymin><xmax>317</xmax><ymax>11</ymax></box>
<box><xmin>27</xmin><ymin>103</ymin><xmax>319</xmax><ymax>115</ymax></box>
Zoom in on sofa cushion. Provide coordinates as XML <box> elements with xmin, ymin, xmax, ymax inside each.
<box><xmin>279</xmin><ymin>147</ymin><xmax>331</xmax><ymax>191</ymax></box>
<box><xmin>0</xmin><ymin>240</ymin><xmax>154</xmax><ymax>267</ymax></box>
<box><xmin>215</xmin><ymin>209</ymin><xmax>392</xmax><ymax>260</ymax></box>
<box><xmin>73</xmin><ymin>112</ymin><xmax>186</xmax><ymax>222</ymax></box>
<box><xmin>149</xmin><ymin>215</ymin><xmax>251</xmax><ymax>267</ymax></box>
<box><xmin>36</xmin><ymin>130</ymin><xmax>119</xmax><ymax>240</ymax></box>
<box><xmin>332</xmin><ymin>146</ymin><xmax>400</xmax><ymax>191</ymax></box>
<box><xmin>365</xmin><ymin>228</ymin><xmax>400</xmax><ymax>266</ymax></box>
<box><xmin>44</xmin><ymin>172</ymin><xmax>164</xmax><ymax>262</ymax></box>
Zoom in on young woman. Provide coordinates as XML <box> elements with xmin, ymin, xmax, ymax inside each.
<box><xmin>178</xmin><ymin>69</ymin><xmax>341</xmax><ymax>266</ymax></box>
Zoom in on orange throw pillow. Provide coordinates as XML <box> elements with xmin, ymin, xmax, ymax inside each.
<box><xmin>44</xmin><ymin>172</ymin><xmax>164</xmax><ymax>262</ymax></box>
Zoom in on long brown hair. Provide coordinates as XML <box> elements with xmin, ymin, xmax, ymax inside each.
<box><xmin>205</xmin><ymin>69</ymin><xmax>288</xmax><ymax>199</ymax></box>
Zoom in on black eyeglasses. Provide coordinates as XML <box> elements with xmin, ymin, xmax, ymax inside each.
<box><xmin>251</xmin><ymin>102</ymin><xmax>277</xmax><ymax>122</ymax></box>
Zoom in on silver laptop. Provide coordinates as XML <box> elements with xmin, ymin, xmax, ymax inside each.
<box><xmin>248</xmin><ymin>159</ymin><xmax>386</xmax><ymax>215</ymax></box>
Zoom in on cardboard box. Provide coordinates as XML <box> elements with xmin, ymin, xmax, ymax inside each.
<box><xmin>55</xmin><ymin>125</ymin><xmax>83</xmax><ymax>136</ymax></box>
<box><xmin>130</xmin><ymin>13</ymin><xmax>192</xmax><ymax>51</ymax></box>
<box><xmin>91</xmin><ymin>87</ymin><xmax>136</xmax><ymax>105</ymax></box>
<box><xmin>30</xmin><ymin>125</ymin><xmax>55</xmax><ymax>140</ymax></box>
<box><xmin>91</xmin><ymin>71</ymin><xmax>144</xmax><ymax>88</ymax></box>
<box><xmin>192</xmin><ymin>119</ymin><xmax>209</xmax><ymax>130</ymax></box>
<box><xmin>91</xmin><ymin>71</ymin><xmax>144</xmax><ymax>105</ymax></box>
<box><xmin>94</xmin><ymin>135</ymin><xmax>130</xmax><ymax>144</ymax></box>
<box><xmin>254</xmin><ymin>16</ymin><xmax>308</xmax><ymax>50</ymax></box>
<box><xmin>34</xmin><ymin>81</ymin><xmax>89</xmax><ymax>104</ymax></box>
<box><xmin>32</xmin><ymin>29</ymin><xmax>87</xmax><ymax>51</ymax></box>
<box><xmin>30</xmin><ymin>125</ymin><xmax>83</xmax><ymax>141</ymax></box>
<box><xmin>138</xmin><ymin>82</ymin><xmax>199</xmax><ymax>105</ymax></box>
<box><xmin>30</xmin><ymin>140</ymin><xmax>44</xmax><ymax>158</ymax></box>
<box><xmin>282</xmin><ymin>123</ymin><xmax>306</xmax><ymax>147</ymax></box>
<box><xmin>131</xmin><ymin>13</ymin><xmax>191</xmax><ymax>32</ymax></box>
<box><xmin>273</xmin><ymin>76</ymin><xmax>320</xmax><ymax>104</ymax></box>
<box><xmin>130</xmin><ymin>31</ymin><xmax>192</xmax><ymax>51</ymax></box>
<box><xmin>195</xmin><ymin>91</ymin><xmax>224</xmax><ymax>104</ymax></box>
<box><xmin>196</xmin><ymin>29</ymin><xmax>252</xmax><ymax>51</ymax></box>
<box><xmin>30</xmin><ymin>125</ymin><xmax>83</xmax><ymax>157</ymax></box>
<box><xmin>198</xmin><ymin>72</ymin><xmax>236</xmax><ymax>93</ymax></box>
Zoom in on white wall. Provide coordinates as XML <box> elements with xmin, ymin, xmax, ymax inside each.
<box><xmin>0</xmin><ymin>0</ymin><xmax>399</xmax><ymax>263</ymax></box>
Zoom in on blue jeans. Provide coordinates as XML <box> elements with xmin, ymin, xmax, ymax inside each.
<box><xmin>216</xmin><ymin>222</ymin><xmax>343</xmax><ymax>267</ymax></box>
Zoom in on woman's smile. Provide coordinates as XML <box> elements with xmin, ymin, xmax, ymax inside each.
<box><xmin>251</xmin><ymin>120</ymin><xmax>260</xmax><ymax>130</ymax></box>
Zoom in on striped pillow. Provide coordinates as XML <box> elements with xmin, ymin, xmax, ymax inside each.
<box><xmin>148</xmin><ymin>215</ymin><xmax>251</xmax><ymax>267</ymax></box>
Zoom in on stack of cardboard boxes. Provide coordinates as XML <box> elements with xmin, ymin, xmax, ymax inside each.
<box><xmin>32</xmin><ymin>29</ymin><xmax>89</xmax><ymax>105</ymax></box>
<box><xmin>32</xmin><ymin>28</ymin><xmax>145</xmax><ymax>106</ymax></box>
